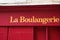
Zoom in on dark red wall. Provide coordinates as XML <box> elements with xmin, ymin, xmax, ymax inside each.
<box><xmin>0</xmin><ymin>5</ymin><xmax>60</xmax><ymax>40</ymax></box>
<box><xmin>0</xmin><ymin>5</ymin><xmax>60</xmax><ymax>26</ymax></box>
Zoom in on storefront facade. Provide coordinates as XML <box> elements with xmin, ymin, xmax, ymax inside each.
<box><xmin>0</xmin><ymin>5</ymin><xmax>60</xmax><ymax>40</ymax></box>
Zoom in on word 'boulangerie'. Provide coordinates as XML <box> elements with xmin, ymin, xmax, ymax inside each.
<box><xmin>10</xmin><ymin>16</ymin><xmax>60</xmax><ymax>24</ymax></box>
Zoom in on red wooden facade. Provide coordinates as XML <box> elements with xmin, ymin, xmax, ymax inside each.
<box><xmin>0</xmin><ymin>5</ymin><xmax>60</xmax><ymax>40</ymax></box>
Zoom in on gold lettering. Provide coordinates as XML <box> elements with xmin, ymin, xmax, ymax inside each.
<box><xmin>41</xmin><ymin>18</ymin><xmax>49</xmax><ymax>24</ymax></box>
<box><xmin>10</xmin><ymin>16</ymin><xmax>13</xmax><ymax>23</ymax></box>
<box><xmin>53</xmin><ymin>16</ymin><xmax>59</xmax><ymax>22</ymax></box>
<box><xmin>10</xmin><ymin>16</ymin><xmax>60</xmax><ymax>24</ymax></box>
<box><xmin>20</xmin><ymin>16</ymin><xmax>26</xmax><ymax>22</ymax></box>
<box><xmin>10</xmin><ymin>16</ymin><xmax>18</xmax><ymax>23</ymax></box>
<box><xmin>13</xmin><ymin>18</ymin><xmax>18</xmax><ymax>23</ymax></box>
